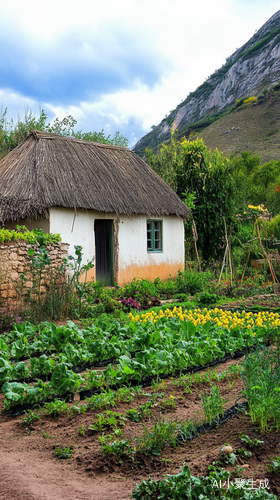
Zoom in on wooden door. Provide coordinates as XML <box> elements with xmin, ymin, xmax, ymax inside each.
<box><xmin>95</xmin><ymin>219</ymin><xmax>114</xmax><ymax>285</ymax></box>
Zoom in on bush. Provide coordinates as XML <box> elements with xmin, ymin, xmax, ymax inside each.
<box><xmin>243</xmin><ymin>96</ymin><xmax>257</xmax><ymax>104</ymax></box>
<box><xmin>175</xmin><ymin>268</ymin><xmax>212</xmax><ymax>295</ymax></box>
<box><xmin>0</xmin><ymin>225</ymin><xmax>61</xmax><ymax>245</ymax></box>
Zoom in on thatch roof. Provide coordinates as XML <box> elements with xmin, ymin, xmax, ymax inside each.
<box><xmin>0</xmin><ymin>130</ymin><xmax>190</xmax><ymax>222</ymax></box>
<box><xmin>0</xmin><ymin>197</ymin><xmax>48</xmax><ymax>224</ymax></box>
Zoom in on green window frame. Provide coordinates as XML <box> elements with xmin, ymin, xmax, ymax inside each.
<box><xmin>147</xmin><ymin>220</ymin><xmax>162</xmax><ymax>252</ymax></box>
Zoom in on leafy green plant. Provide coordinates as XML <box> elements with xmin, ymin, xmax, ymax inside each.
<box><xmin>220</xmin><ymin>445</ymin><xmax>237</xmax><ymax>465</ymax></box>
<box><xmin>126</xmin><ymin>408</ymin><xmax>140</xmax><ymax>422</ymax></box>
<box><xmin>53</xmin><ymin>444</ymin><xmax>74</xmax><ymax>459</ymax></box>
<box><xmin>2</xmin><ymin>381</ymin><xmax>28</xmax><ymax>410</ymax></box>
<box><xmin>136</xmin><ymin>415</ymin><xmax>178</xmax><ymax>456</ymax></box>
<box><xmin>44</xmin><ymin>399</ymin><xmax>69</xmax><ymax>420</ymax></box>
<box><xmin>68</xmin><ymin>404</ymin><xmax>87</xmax><ymax>417</ymax></box>
<box><xmin>0</xmin><ymin>226</ymin><xmax>61</xmax><ymax>245</ymax></box>
<box><xmin>267</xmin><ymin>456</ymin><xmax>280</xmax><ymax>474</ymax></box>
<box><xmin>42</xmin><ymin>430</ymin><xmax>54</xmax><ymax>439</ymax></box>
<box><xmin>237</xmin><ymin>448</ymin><xmax>252</xmax><ymax>459</ymax></box>
<box><xmin>241</xmin><ymin>347</ymin><xmax>280</xmax><ymax>432</ymax></box>
<box><xmin>160</xmin><ymin>394</ymin><xmax>176</xmax><ymax>411</ymax></box>
<box><xmin>199</xmin><ymin>385</ymin><xmax>225</xmax><ymax>424</ymax></box>
<box><xmin>177</xmin><ymin>420</ymin><xmax>197</xmax><ymax>442</ymax></box>
<box><xmin>239</xmin><ymin>434</ymin><xmax>264</xmax><ymax>448</ymax></box>
<box><xmin>99</xmin><ymin>434</ymin><xmax>133</xmax><ymax>461</ymax></box>
<box><xmin>88</xmin><ymin>411</ymin><xmax>126</xmax><ymax>432</ymax></box>
<box><xmin>50</xmin><ymin>362</ymin><xmax>84</xmax><ymax>395</ymax></box>
<box><xmin>113</xmin><ymin>428</ymin><xmax>123</xmax><ymax>437</ymax></box>
<box><xmin>138</xmin><ymin>402</ymin><xmax>152</xmax><ymax>420</ymax></box>
<box><xmin>30</xmin><ymin>354</ymin><xmax>55</xmax><ymax>378</ymax></box>
<box><xmin>172</xmin><ymin>372</ymin><xmax>193</xmax><ymax>392</ymax></box>
<box><xmin>235</xmin><ymin>464</ymin><xmax>246</xmax><ymax>477</ymax></box>
<box><xmin>196</xmin><ymin>292</ymin><xmax>219</xmax><ymax>305</ymax></box>
<box><xmin>21</xmin><ymin>409</ymin><xmax>41</xmax><ymax>427</ymax></box>
<box><xmin>132</xmin><ymin>463</ymin><xmax>277</xmax><ymax>500</ymax></box>
<box><xmin>86</xmin><ymin>389</ymin><xmax>117</xmax><ymax>410</ymax></box>
<box><xmin>115</xmin><ymin>387</ymin><xmax>135</xmax><ymax>403</ymax></box>
<box><xmin>77</xmin><ymin>424</ymin><xmax>86</xmax><ymax>437</ymax></box>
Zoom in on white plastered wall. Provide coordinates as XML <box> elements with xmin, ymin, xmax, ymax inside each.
<box><xmin>49</xmin><ymin>207</ymin><xmax>116</xmax><ymax>281</ymax></box>
<box><xmin>117</xmin><ymin>215</ymin><xmax>184</xmax><ymax>285</ymax></box>
<box><xmin>48</xmin><ymin>208</ymin><xmax>185</xmax><ymax>285</ymax></box>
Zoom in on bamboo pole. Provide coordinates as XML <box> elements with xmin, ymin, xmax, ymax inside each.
<box><xmin>218</xmin><ymin>242</ymin><xmax>228</xmax><ymax>285</ymax></box>
<box><xmin>256</xmin><ymin>223</ymin><xmax>279</xmax><ymax>284</ymax></box>
<box><xmin>241</xmin><ymin>220</ymin><xmax>256</xmax><ymax>285</ymax></box>
<box><xmin>223</xmin><ymin>217</ymin><xmax>233</xmax><ymax>285</ymax></box>
<box><xmin>192</xmin><ymin>220</ymin><xmax>201</xmax><ymax>272</ymax></box>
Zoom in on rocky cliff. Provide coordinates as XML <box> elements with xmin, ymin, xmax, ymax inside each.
<box><xmin>133</xmin><ymin>10</ymin><xmax>280</xmax><ymax>154</ymax></box>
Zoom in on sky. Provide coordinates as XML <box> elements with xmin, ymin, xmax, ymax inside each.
<box><xmin>0</xmin><ymin>0</ymin><xmax>279</xmax><ymax>148</ymax></box>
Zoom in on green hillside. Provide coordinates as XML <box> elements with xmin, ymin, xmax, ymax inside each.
<box><xmin>193</xmin><ymin>89</ymin><xmax>280</xmax><ymax>163</ymax></box>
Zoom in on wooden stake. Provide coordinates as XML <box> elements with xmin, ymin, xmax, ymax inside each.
<box><xmin>192</xmin><ymin>220</ymin><xmax>201</xmax><ymax>272</ymax></box>
<box><xmin>241</xmin><ymin>220</ymin><xmax>256</xmax><ymax>285</ymax></box>
<box><xmin>223</xmin><ymin>217</ymin><xmax>233</xmax><ymax>285</ymax></box>
<box><xmin>256</xmin><ymin>223</ymin><xmax>279</xmax><ymax>284</ymax></box>
<box><xmin>218</xmin><ymin>242</ymin><xmax>228</xmax><ymax>285</ymax></box>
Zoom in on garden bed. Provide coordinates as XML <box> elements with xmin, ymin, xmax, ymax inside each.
<box><xmin>0</xmin><ymin>353</ymin><xmax>279</xmax><ymax>499</ymax></box>
<box><xmin>0</xmin><ymin>311</ymin><xmax>279</xmax><ymax>499</ymax></box>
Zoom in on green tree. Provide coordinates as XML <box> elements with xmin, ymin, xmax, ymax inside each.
<box><xmin>0</xmin><ymin>107</ymin><xmax>128</xmax><ymax>159</ymax></box>
<box><xmin>253</xmin><ymin>161</ymin><xmax>280</xmax><ymax>190</ymax></box>
<box><xmin>146</xmin><ymin>133</ymin><xmax>236</xmax><ymax>260</ymax></box>
<box><xmin>230</xmin><ymin>151</ymin><xmax>260</xmax><ymax>206</ymax></box>
<box><xmin>230</xmin><ymin>151</ymin><xmax>280</xmax><ymax>212</ymax></box>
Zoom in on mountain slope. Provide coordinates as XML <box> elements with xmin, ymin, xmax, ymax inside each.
<box><xmin>133</xmin><ymin>10</ymin><xmax>280</xmax><ymax>155</ymax></box>
<box><xmin>193</xmin><ymin>88</ymin><xmax>280</xmax><ymax>163</ymax></box>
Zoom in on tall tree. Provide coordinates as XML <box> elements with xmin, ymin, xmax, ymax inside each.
<box><xmin>146</xmin><ymin>133</ymin><xmax>236</xmax><ymax>261</ymax></box>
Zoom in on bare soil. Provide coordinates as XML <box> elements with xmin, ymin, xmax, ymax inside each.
<box><xmin>221</xmin><ymin>294</ymin><xmax>280</xmax><ymax>310</ymax></box>
<box><xmin>0</xmin><ymin>356</ymin><xmax>279</xmax><ymax>499</ymax></box>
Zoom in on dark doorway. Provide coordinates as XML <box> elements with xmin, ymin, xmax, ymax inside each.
<box><xmin>95</xmin><ymin>219</ymin><xmax>114</xmax><ymax>285</ymax></box>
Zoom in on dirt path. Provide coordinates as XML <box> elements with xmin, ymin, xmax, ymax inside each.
<box><xmin>0</xmin><ymin>436</ymin><xmax>134</xmax><ymax>500</ymax></box>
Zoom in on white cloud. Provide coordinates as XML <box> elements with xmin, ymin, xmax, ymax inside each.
<box><xmin>0</xmin><ymin>0</ymin><xmax>279</xmax><ymax>147</ymax></box>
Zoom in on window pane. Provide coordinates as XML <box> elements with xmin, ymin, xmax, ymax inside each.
<box><xmin>147</xmin><ymin>220</ymin><xmax>162</xmax><ymax>252</ymax></box>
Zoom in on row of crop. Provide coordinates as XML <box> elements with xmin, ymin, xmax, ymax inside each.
<box><xmin>0</xmin><ymin>343</ymin><xmax>259</xmax><ymax>413</ymax></box>
<box><xmin>131</xmin><ymin>464</ymin><xmax>276</xmax><ymax>499</ymax></box>
<box><xmin>241</xmin><ymin>346</ymin><xmax>280</xmax><ymax>432</ymax></box>
<box><xmin>2</xmin><ymin>309</ymin><xmax>277</xmax><ymax>364</ymax></box>
<box><xmin>0</xmin><ymin>320</ymin><xmax>261</xmax><ymax>403</ymax></box>
<box><xmin>129</xmin><ymin>307</ymin><xmax>280</xmax><ymax>329</ymax></box>
<box><xmin>0</xmin><ymin>311</ymin><xmax>275</xmax><ymax>412</ymax></box>
<box><xmin>22</xmin><ymin>360</ymin><xmax>244</xmax><ymax>421</ymax></box>
<box><xmin>0</xmin><ymin>315</ymin><xmax>269</xmax><ymax>380</ymax></box>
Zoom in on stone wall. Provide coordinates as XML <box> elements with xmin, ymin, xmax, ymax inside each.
<box><xmin>0</xmin><ymin>241</ymin><xmax>69</xmax><ymax>308</ymax></box>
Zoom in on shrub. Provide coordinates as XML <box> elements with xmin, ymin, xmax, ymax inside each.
<box><xmin>243</xmin><ymin>97</ymin><xmax>257</xmax><ymax>104</ymax></box>
<box><xmin>0</xmin><ymin>226</ymin><xmax>61</xmax><ymax>245</ymax></box>
<box><xmin>136</xmin><ymin>416</ymin><xmax>178</xmax><ymax>456</ymax></box>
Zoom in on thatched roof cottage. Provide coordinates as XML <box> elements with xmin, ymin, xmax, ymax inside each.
<box><xmin>0</xmin><ymin>130</ymin><xmax>190</xmax><ymax>285</ymax></box>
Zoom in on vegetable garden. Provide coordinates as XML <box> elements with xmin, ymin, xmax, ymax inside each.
<box><xmin>1</xmin><ymin>309</ymin><xmax>280</xmax><ymax>499</ymax></box>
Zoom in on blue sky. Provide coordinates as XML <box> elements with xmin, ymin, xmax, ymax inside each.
<box><xmin>0</xmin><ymin>0</ymin><xmax>279</xmax><ymax>147</ymax></box>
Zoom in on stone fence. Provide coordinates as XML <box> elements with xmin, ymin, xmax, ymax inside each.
<box><xmin>0</xmin><ymin>240</ymin><xmax>69</xmax><ymax>308</ymax></box>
